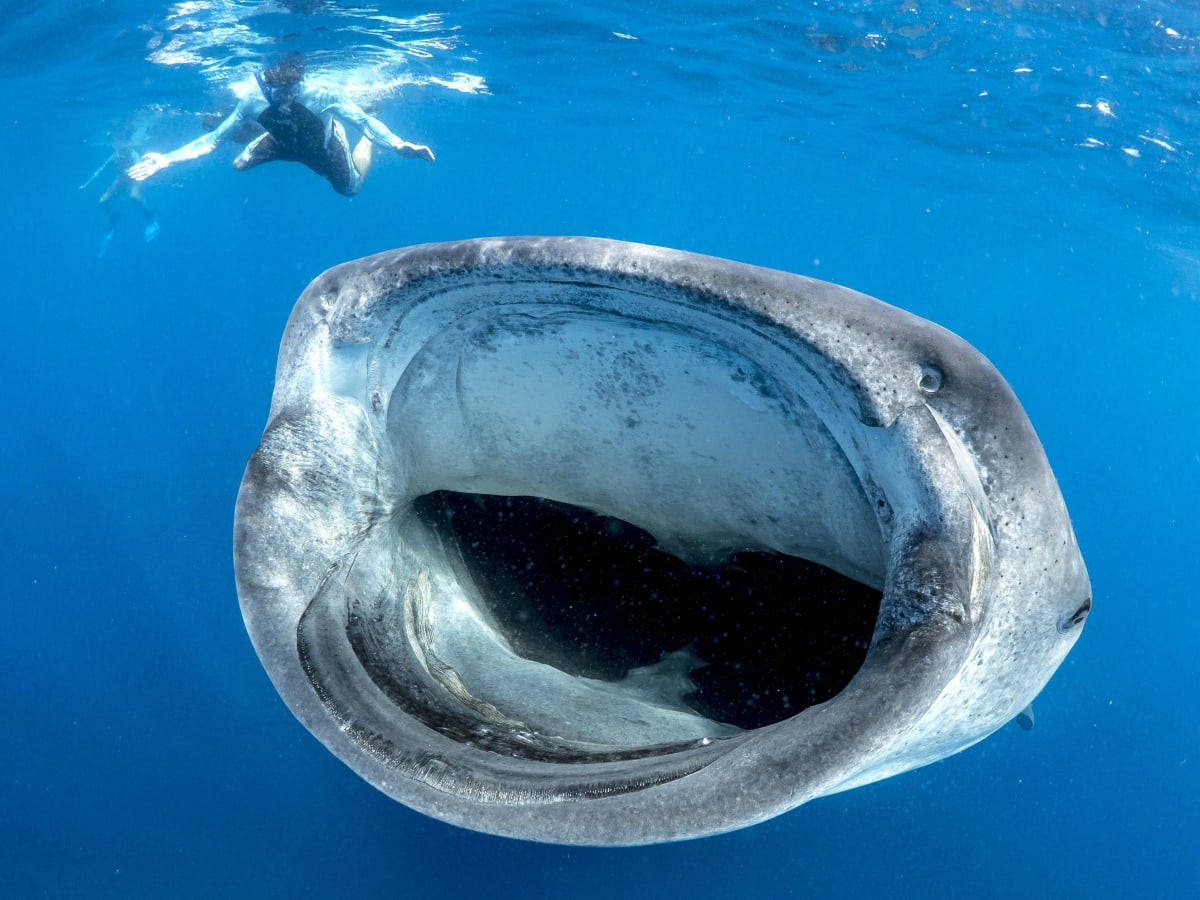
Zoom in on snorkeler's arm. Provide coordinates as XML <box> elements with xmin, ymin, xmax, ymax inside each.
<box><xmin>329</xmin><ymin>98</ymin><xmax>435</xmax><ymax>162</ymax></box>
<box><xmin>79</xmin><ymin>153</ymin><xmax>116</xmax><ymax>190</ymax></box>
<box><xmin>128</xmin><ymin>101</ymin><xmax>256</xmax><ymax>181</ymax></box>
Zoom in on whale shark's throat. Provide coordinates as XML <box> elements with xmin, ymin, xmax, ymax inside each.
<box><xmin>370</xmin><ymin>490</ymin><xmax>881</xmax><ymax>738</ymax></box>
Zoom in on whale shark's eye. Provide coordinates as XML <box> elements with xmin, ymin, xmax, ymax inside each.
<box><xmin>1058</xmin><ymin>595</ymin><xmax>1092</xmax><ymax>633</ymax></box>
<box><xmin>918</xmin><ymin>363</ymin><xmax>945</xmax><ymax>394</ymax></box>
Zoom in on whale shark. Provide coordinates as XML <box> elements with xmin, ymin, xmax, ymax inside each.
<box><xmin>233</xmin><ymin>236</ymin><xmax>1090</xmax><ymax>845</ymax></box>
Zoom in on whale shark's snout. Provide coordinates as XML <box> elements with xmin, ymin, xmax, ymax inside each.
<box><xmin>234</xmin><ymin>236</ymin><xmax>1089</xmax><ymax>844</ymax></box>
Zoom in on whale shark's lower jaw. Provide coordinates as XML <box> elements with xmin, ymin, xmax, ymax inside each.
<box><xmin>234</xmin><ymin>236</ymin><xmax>1090</xmax><ymax>845</ymax></box>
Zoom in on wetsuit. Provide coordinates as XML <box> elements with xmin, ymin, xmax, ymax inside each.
<box><xmin>250</xmin><ymin>100</ymin><xmax>357</xmax><ymax>194</ymax></box>
<box><xmin>160</xmin><ymin>83</ymin><xmax>408</xmax><ymax>196</ymax></box>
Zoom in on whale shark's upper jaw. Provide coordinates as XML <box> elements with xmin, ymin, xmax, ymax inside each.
<box><xmin>234</xmin><ymin>236</ymin><xmax>1090</xmax><ymax>845</ymax></box>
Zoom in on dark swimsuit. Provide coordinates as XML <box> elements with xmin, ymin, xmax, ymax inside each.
<box><xmin>250</xmin><ymin>101</ymin><xmax>356</xmax><ymax>196</ymax></box>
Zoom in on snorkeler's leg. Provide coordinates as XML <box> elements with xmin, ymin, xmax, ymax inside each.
<box><xmin>325</xmin><ymin>120</ymin><xmax>363</xmax><ymax>196</ymax></box>
<box><xmin>99</xmin><ymin>181</ymin><xmax>123</xmax><ymax>229</ymax></box>
<box><xmin>128</xmin><ymin>184</ymin><xmax>160</xmax><ymax>242</ymax></box>
<box><xmin>97</xmin><ymin>181</ymin><xmax>120</xmax><ymax>257</ymax></box>
<box><xmin>98</xmin><ymin>180</ymin><xmax>120</xmax><ymax>209</ymax></box>
<box><xmin>233</xmin><ymin>132</ymin><xmax>278</xmax><ymax>171</ymax></box>
<box><xmin>352</xmin><ymin>135</ymin><xmax>373</xmax><ymax>179</ymax></box>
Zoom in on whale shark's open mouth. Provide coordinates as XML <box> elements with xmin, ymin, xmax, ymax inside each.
<box><xmin>235</xmin><ymin>237</ymin><xmax>1090</xmax><ymax>844</ymax></box>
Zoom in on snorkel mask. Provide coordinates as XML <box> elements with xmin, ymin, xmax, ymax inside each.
<box><xmin>256</xmin><ymin>68</ymin><xmax>301</xmax><ymax>106</ymax></box>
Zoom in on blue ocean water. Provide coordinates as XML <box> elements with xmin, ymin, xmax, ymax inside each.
<box><xmin>2</xmin><ymin>0</ymin><xmax>1196</xmax><ymax>896</ymax></box>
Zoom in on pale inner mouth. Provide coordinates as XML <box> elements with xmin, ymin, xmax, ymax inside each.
<box><xmin>309</xmin><ymin>295</ymin><xmax>890</xmax><ymax>762</ymax></box>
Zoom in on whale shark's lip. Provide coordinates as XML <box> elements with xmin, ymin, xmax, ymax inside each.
<box><xmin>234</xmin><ymin>236</ymin><xmax>1090</xmax><ymax>844</ymax></box>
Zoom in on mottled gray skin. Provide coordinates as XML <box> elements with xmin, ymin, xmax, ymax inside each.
<box><xmin>234</xmin><ymin>237</ymin><xmax>1090</xmax><ymax>845</ymax></box>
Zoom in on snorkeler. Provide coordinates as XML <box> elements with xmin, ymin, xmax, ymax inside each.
<box><xmin>80</xmin><ymin>141</ymin><xmax>160</xmax><ymax>257</ymax></box>
<box><xmin>127</xmin><ymin>54</ymin><xmax>434</xmax><ymax>197</ymax></box>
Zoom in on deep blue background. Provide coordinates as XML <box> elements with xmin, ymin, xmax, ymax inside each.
<box><xmin>2</xmin><ymin>2</ymin><xmax>1197</xmax><ymax>897</ymax></box>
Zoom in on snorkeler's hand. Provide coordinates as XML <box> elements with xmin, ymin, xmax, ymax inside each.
<box><xmin>394</xmin><ymin>140</ymin><xmax>435</xmax><ymax>162</ymax></box>
<box><xmin>128</xmin><ymin>152</ymin><xmax>169</xmax><ymax>182</ymax></box>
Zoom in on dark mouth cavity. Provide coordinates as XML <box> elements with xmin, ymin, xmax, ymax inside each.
<box><xmin>413</xmin><ymin>490</ymin><xmax>883</xmax><ymax>730</ymax></box>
